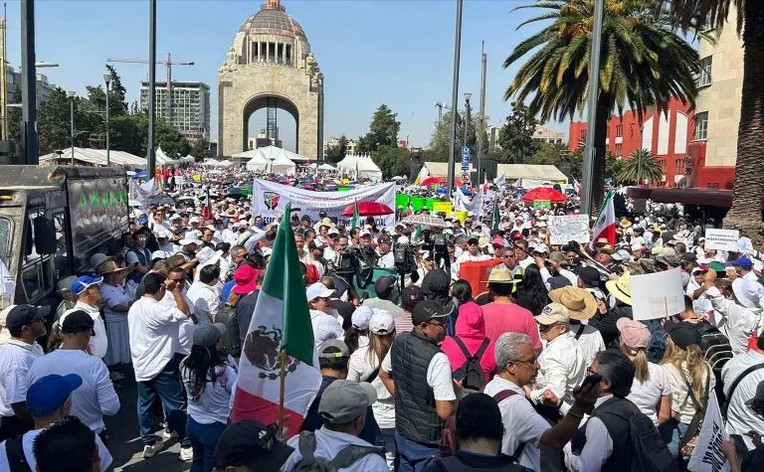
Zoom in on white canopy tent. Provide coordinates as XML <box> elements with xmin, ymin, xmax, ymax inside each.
<box><xmin>155</xmin><ymin>147</ymin><xmax>175</xmax><ymax>166</ymax></box>
<box><xmin>495</xmin><ymin>164</ymin><xmax>568</xmax><ymax>184</ymax></box>
<box><xmin>355</xmin><ymin>156</ymin><xmax>383</xmax><ymax>181</ymax></box>
<box><xmin>318</xmin><ymin>163</ymin><xmax>335</xmax><ymax>171</ymax></box>
<box><xmin>245</xmin><ymin>153</ymin><xmax>270</xmax><ymax>171</ymax></box>
<box><xmin>336</xmin><ymin>153</ymin><xmax>360</xmax><ymax>176</ymax></box>
<box><xmin>233</xmin><ymin>145</ymin><xmax>311</xmax><ymax>163</ymax></box>
<box><xmin>270</xmin><ymin>153</ymin><xmax>296</xmax><ymax>174</ymax></box>
<box><xmin>40</xmin><ymin>147</ymin><xmax>146</xmax><ymax>167</ymax></box>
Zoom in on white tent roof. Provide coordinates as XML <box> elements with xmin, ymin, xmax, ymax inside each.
<box><xmin>39</xmin><ymin>147</ymin><xmax>146</xmax><ymax>167</ymax></box>
<box><xmin>270</xmin><ymin>153</ymin><xmax>296</xmax><ymax>174</ymax></box>
<box><xmin>233</xmin><ymin>145</ymin><xmax>311</xmax><ymax>163</ymax></box>
<box><xmin>318</xmin><ymin>163</ymin><xmax>335</xmax><ymax>171</ymax></box>
<box><xmin>421</xmin><ymin>162</ymin><xmax>476</xmax><ymax>179</ymax></box>
<box><xmin>245</xmin><ymin>153</ymin><xmax>270</xmax><ymax>171</ymax></box>
<box><xmin>355</xmin><ymin>156</ymin><xmax>382</xmax><ymax>180</ymax></box>
<box><xmin>155</xmin><ymin>146</ymin><xmax>175</xmax><ymax>166</ymax></box>
<box><xmin>495</xmin><ymin>164</ymin><xmax>568</xmax><ymax>183</ymax></box>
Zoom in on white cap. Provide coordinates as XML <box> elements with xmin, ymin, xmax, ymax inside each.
<box><xmin>328</xmin><ymin>227</ymin><xmax>340</xmax><ymax>236</ymax></box>
<box><xmin>189</xmin><ymin>216</ymin><xmax>201</xmax><ymax>224</ymax></box>
<box><xmin>151</xmin><ymin>250</ymin><xmax>167</xmax><ymax>260</ymax></box>
<box><xmin>397</xmin><ymin>235</ymin><xmax>410</xmax><ymax>244</ymax></box>
<box><xmin>369</xmin><ymin>309</ymin><xmax>395</xmax><ymax>335</ymax></box>
<box><xmin>351</xmin><ymin>306</ymin><xmax>373</xmax><ymax>330</ymax></box>
<box><xmin>196</xmin><ymin>247</ymin><xmax>222</xmax><ymax>266</ymax></box>
<box><xmin>169</xmin><ymin>214</ymin><xmax>181</xmax><ymax>221</ymax></box>
<box><xmin>361</xmin><ymin>230</ymin><xmax>372</xmax><ymax>238</ymax></box>
<box><xmin>306</xmin><ymin>282</ymin><xmax>333</xmax><ymax>302</ymax></box>
<box><xmin>534</xmin><ymin>243</ymin><xmax>550</xmax><ymax>254</ymax></box>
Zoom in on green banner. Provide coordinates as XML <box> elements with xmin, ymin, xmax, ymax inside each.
<box><xmin>532</xmin><ymin>200</ymin><xmax>552</xmax><ymax>210</ymax></box>
<box><xmin>411</xmin><ymin>196</ymin><xmax>426</xmax><ymax>211</ymax></box>
<box><xmin>396</xmin><ymin>193</ymin><xmax>410</xmax><ymax>209</ymax></box>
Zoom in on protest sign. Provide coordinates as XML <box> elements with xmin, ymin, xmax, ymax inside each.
<box><xmin>252</xmin><ymin>179</ymin><xmax>396</xmax><ymax>227</ymax></box>
<box><xmin>532</xmin><ymin>200</ymin><xmax>552</xmax><ymax>210</ymax></box>
<box><xmin>631</xmin><ymin>267</ymin><xmax>685</xmax><ymax>321</ymax></box>
<box><xmin>705</xmin><ymin>228</ymin><xmax>740</xmax><ymax>252</ymax></box>
<box><xmin>548</xmin><ymin>214</ymin><xmax>590</xmax><ymax>245</ymax></box>
<box><xmin>688</xmin><ymin>391</ymin><xmax>730</xmax><ymax>472</ymax></box>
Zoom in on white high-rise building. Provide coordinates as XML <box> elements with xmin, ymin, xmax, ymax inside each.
<box><xmin>139</xmin><ymin>81</ymin><xmax>210</xmax><ymax>143</ymax></box>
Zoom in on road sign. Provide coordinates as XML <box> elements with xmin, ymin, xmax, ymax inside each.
<box><xmin>461</xmin><ymin>146</ymin><xmax>471</xmax><ymax>170</ymax></box>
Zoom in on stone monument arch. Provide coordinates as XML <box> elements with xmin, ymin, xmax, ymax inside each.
<box><xmin>218</xmin><ymin>0</ymin><xmax>324</xmax><ymax>158</ymax></box>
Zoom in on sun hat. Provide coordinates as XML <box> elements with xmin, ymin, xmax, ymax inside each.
<box><xmin>306</xmin><ymin>282</ymin><xmax>333</xmax><ymax>302</ymax></box>
<box><xmin>606</xmin><ymin>273</ymin><xmax>632</xmax><ymax>305</ymax></box>
<box><xmin>732</xmin><ymin>279</ymin><xmax>764</xmax><ymax>309</ymax></box>
<box><xmin>487</xmin><ymin>267</ymin><xmax>516</xmax><ymax>285</ymax></box>
<box><xmin>70</xmin><ymin>275</ymin><xmax>104</xmax><ymax>296</ymax></box>
<box><xmin>96</xmin><ymin>260</ymin><xmax>134</xmax><ymax>276</ymax></box>
<box><xmin>26</xmin><ymin>374</ymin><xmax>83</xmax><ymax>418</ymax></box>
<box><xmin>232</xmin><ymin>265</ymin><xmax>259</xmax><ymax>295</ymax></box>
<box><xmin>318</xmin><ymin>380</ymin><xmax>377</xmax><ymax>424</ymax></box>
<box><xmin>616</xmin><ymin>318</ymin><xmax>651</xmax><ymax>350</ymax></box>
<box><xmin>213</xmin><ymin>420</ymin><xmax>293</xmax><ymax>472</ymax></box>
<box><xmin>89</xmin><ymin>253</ymin><xmax>113</xmax><ymax>273</ymax></box>
<box><xmin>548</xmin><ymin>286</ymin><xmax>597</xmax><ymax>320</ymax></box>
<box><xmin>193</xmin><ymin>323</ymin><xmax>227</xmax><ymax>348</ymax></box>
<box><xmin>534</xmin><ymin>302</ymin><xmax>571</xmax><ymax>325</ymax></box>
<box><xmin>619</xmin><ymin>218</ymin><xmax>632</xmax><ymax>229</ymax></box>
<box><xmin>6</xmin><ymin>305</ymin><xmax>50</xmax><ymax>333</ymax></box>
<box><xmin>369</xmin><ymin>309</ymin><xmax>395</xmax><ymax>335</ymax></box>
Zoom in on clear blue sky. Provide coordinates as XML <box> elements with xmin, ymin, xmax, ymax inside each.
<box><xmin>4</xmin><ymin>0</ymin><xmax>569</xmax><ymax>152</ymax></box>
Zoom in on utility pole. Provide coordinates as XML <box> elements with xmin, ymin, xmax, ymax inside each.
<box><xmin>104</xmin><ymin>70</ymin><xmax>111</xmax><ymax>166</ymax></box>
<box><xmin>0</xmin><ymin>8</ymin><xmax>7</xmax><ymax>141</ymax></box>
<box><xmin>580</xmin><ymin>0</ymin><xmax>605</xmax><ymax>215</ymax></box>
<box><xmin>446</xmin><ymin>0</ymin><xmax>464</xmax><ymax>196</ymax></box>
<box><xmin>147</xmin><ymin>0</ymin><xmax>156</xmax><ymax>177</ymax></box>
<box><xmin>476</xmin><ymin>41</ymin><xmax>487</xmax><ymax>184</ymax></box>
<box><xmin>20</xmin><ymin>0</ymin><xmax>37</xmax><ymax>164</ymax></box>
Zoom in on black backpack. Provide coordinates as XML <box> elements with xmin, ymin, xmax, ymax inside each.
<box><xmin>452</xmin><ymin>337</ymin><xmax>490</xmax><ymax>393</ymax></box>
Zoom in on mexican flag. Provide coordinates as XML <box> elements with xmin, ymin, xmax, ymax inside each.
<box><xmin>491</xmin><ymin>197</ymin><xmax>501</xmax><ymax>232</ymax></box>
<box><xmin>351</xmin><ymin>200</ymin><xmax>360</xmax><ymax>229</ymax></box>
<box><xmin>231</xmin><ymin>202</ymin><xmax>321</xmax><ymax>437</ymax></box>
<box><xmin>591</xmin><ymin>191</ymin><xmax>616</xmax><ymax>247</ymax></box>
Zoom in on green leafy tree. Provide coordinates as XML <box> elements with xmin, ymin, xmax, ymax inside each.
<box><xmin>617</xmin><ymin>149</ymin><xmax>664</xmax><ymax>185</ymax></box>
<box><xmin>496</xmin><ymin>102</ymin><xmax>538</xmax><ymax>164</ymax></box>
<box><xmin>666</xmin><ymin>0</ymin><xmax>764</xmax><ymax>238</ymax></box>
<box><xmin>156</xmin><ymin>118</ymin><xmax>191</xmax><ymax>158</ymax></box>
<box><xmin>190</xmin><ymin>137</ymin><xmax>215</xmax><ymax>160</ymax></box>
<box><xmin>8</xmin><ymin>86</ymin><xmax>21</xmax><ymax>148</ymax></box>
<box><xmin>605</xmin><ymin>151</ymin><xmax>624</xmax><ymax>183</ymax></box>
<box><xmin>358</xmin><ymin>105</ymin><xmax>400</xmax><ymax>152</ymax></box>
<box><xmin>372</xmin><ymin>145</ymin><xmax>411</xmax><ymax>179</ymax></box>
<box><xmin>530</xmin><ymin>141</ymin><xmax>567</xmax><ymax>166</ymax></box>
<box><xmin>110</xmin><ymin>113</ymin><xmax>189</xmax><ymax>159</ymax></box>
<box><xmin>325</xmin><ymin>135</ymin><xmax>348</xmax><ymax>164</ymax></box>
<box><xmin>504</xmin><ymin>0</ymin><xmax>701</xmax><ymax>211</ymax></box>
<box><xmin>424</xmin><ymin>110</ymin><xmax>483</xmax><ymax>163</ymax></box>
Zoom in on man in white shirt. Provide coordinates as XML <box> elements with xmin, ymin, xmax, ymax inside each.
<box><xmin>701</xmin><ymin>271</ymin><xmax>761</xmax><ymax>354</ymax></box>
<box><xmin>187</xmin><ymin>264</ymin><xmax>222</xmax><ymax>324</ymax></box>
<box><xmin>128</xmin><ymin>272</ymin><xmax>194</xmax><ymax>461</ymax></box>
<box><xmin>722</xmin><ymin>335</ymin><xmax>764</xmax><ymax>451</ymax></box>
<box><xmin>307</xmin><ymin>282</ymin><xmax>344</xmax><ymax>347</ymax></box>
<box><xmin>0</xmin><ymin>305</ymin><xmax>47</xmax><ymax>440</ymax></box>
<box><xmin>454</xmin><ymin>237</ymin><xmax>491</xmax><ymax>278</ymax></box>
<box><xmin>549</xmin><ymin>286</ymin><xmax>606</xmax><ymax>368</ymax></box>
<box><xmin>60</xmin><ymin>275</ymin><xmax>108</xmax><ymax>360</ymax></box>
<box><xmin>28</xmin><ymin>310</ymin><xmax>120</xmax><ymax>434</ymax></box>
<box><xmin>0</xmin><ymin>374</ymin><xmax>112</xmax><ymax>472</ymax></box>
<box><xmin>484</xmin><ymin>332</ymin><xmax>595</xmax><ymax>472</ymax></box>
<box><xmin>376</xmin><ymin>238</ymin><xmax>395</xmax><ymax>269</ymax></box>
<box><xmin>283</xmin><ymin>380</ymin><xmax>388</xmax><ymax>472</ymax></box>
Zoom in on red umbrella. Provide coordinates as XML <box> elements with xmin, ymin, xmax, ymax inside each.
<box><xmin>340</xmin><ymin>202</ymin><xmax>395</xmax><ymax>217</ymax></box>
<box><xmin>421</xmin><ymin>176</ymin><xmax>446</xmax><ymax>186</ymax></box>
<box><xmin>520</xmin><ymin>186</ymin><xmax>567</xmax><ymax>203</ymax></box>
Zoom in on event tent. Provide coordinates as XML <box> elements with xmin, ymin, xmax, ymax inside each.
<box><xmin>418</xmin><ymin>162</ymin><xmax>476</xmax><ymax>180</ymax></box>
<box><xmin>496</xmin><ymin>164</ymin><xmax>568</xmax><ymax>184</ymax></box>
<box><xmin>318</xmin><ymin>163</ymin><xmax>335</xmax><ymax>171</ymax></box>
<box><xmin>355</xmin><ymin>156</ymin><xmax>383</xmax><ymax>181</ymax></box>
<box><xmin>270</xmin><ymin>153</ymin><xmax>296</xmax><ymax>174</ymax></box>
<box><xmin>233</xmin><ymin>145</ymin><xmax>311</xmax><ymax>163</ymax></box>
<box><xmin>40</xmin><ymin>147</ymin><xmax>146</xmax><ymax>167</ymax></box>
<box><xmin>245</xmin><ymin>153</ymin><xmax>270</xmax><ymax>171</ymax></box>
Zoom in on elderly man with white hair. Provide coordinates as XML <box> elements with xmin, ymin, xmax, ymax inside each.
<box><xmin>701</xmin><ymin>270</ymin><xmax>763</xmax><ymax>355</ymax></box>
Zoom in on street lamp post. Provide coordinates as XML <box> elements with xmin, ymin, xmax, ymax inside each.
<box><xmin>463</xmin><ymin>92</ymin><xmax>472</xmax><ymax>150</ymax></box>
<box><xmin>446</xmin><ymin>0</ymin><xmax>464</xmax><ymax>196</ymax></box>
<box><xmin>68</xmin><ymin>91</ymin><xmax>75</xmax><ymax>165</ymax></box>
<box><xmin>104</xmin><ymin>70</ymin><xmax>112</xmax><ymax>166</ymax></box>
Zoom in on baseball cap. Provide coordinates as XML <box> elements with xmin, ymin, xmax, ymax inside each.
<box><xmin>70</xmin><ymin>275</ymin><xmax>104</xmax><ymax>296</ymax></box>
<box><xmin>193</xmin><ymin>323</ymin><xmax>227</xmax><ymax>348</ymax></box>
<box><xmin>151</xmin><ymin>250</ymin><xmax>168</xmax><ymax>261</ymax></box>
<box><xmin>26</xmin><ymin>374</ymin><xmax>83</xmax><ymax>417</ymax></box>
<box><xmin>306</xmin><ymin>282</ymin><xmax>333</xmax><ymax>302</ymax></box>
<box><xmin>534</xmin><ymin>303</ymin><xmax>570</xmax><ymax>325</ymax></box>
<box><xmin>549</xmin><ymin>251</ymin><xmax>566</xmax><ymax>264</ymax></box>
<box><xmin>351</xmin><ymin>306</ymin><xmax>373</xmax><ymax>330</ymax></box>
<box><xmin>401</xmin><ymin>284</ymin><xmax>424</xmax><ymax>308</ymax></box>
<box><xmin>730</xmin><ymin>256</ymin><xmax>754</xmax><ymax>271</ymax></box>
<box><xmin>6</xmin><ymin>304</ymin><xmax>50</xmax><ymax>333</ymax></box>
<box><xmin>60</xmin><ymin>310</ymin><xmax>95</xmax><ymax>334</ymax></box>
<box><xmin>576</xmin><ymin>266</ymin><xmax>601</xmax><ymax>288</ymax></box>
<box><xmin>616</xmin><ymin>318</ymin><xmax>651</xmax><ymax>349</ymax></box>
<box><xmin>318</xmin><ymin>379</ymin><xmax>377</xmax><ymax>424</ymax></box>
<box><xmin>317</xmin><ymin>339</ymin><xmax>350</xmax><ymax>359</ymax></box>
<box><xmin>533</xmin><ymin>243</ymin><xmax>550</xmax><ymax>255</ymax></box>
<box><xmin>57</xmin><ymin>275</ymin><xmax>78</xmax><ymax>294</ymax></box>
<box><xmin>213</xmin><ymin>420</ymin><xmax>293</xmax><ymax>472</ymax></box>
<box><xmin>411</xmin><ymin>300</ymin><xmax>450</xmax><ymax>325</ymax></box>
<box><xmin>746</xmin><ymin>380</ymin><xmax>764</xmax><ymax>407</ymax></box>
<box><xmin>664</xmin><ymin>320</ymin><xmax>702</xmax><ymax>350</ymax></box>
<box><xmin>369</xmin><ymin>309</ymin><xmax>395</xmax><ymax>335</ymax></box>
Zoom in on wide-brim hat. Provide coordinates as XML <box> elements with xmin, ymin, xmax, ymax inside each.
<box><xmin>619</xmin><ymin>218</ymin><xmax>632</xmax><ymax>229</ymax></box>
<box><xmin>487</xmin><ymin>266</ymin><xmax>517</xmax><ymax>284</ymax></box>
<box><xmin>606</xmin><ymin>273</ymin><xmax>632</xmax><ymax>305</ymax></box>
<box><xmin>96</xmin><ymin>260</ymin><xmax>136</xmax><ymax>276</ymax></box>
<box><xmin>548</xmin><ymin>286</ymin><xmax>598</xmax><ymax>320</ymax></box>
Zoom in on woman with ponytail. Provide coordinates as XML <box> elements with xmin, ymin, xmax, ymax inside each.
<box><xmin>660</xmin><ymin>324</ymin><xmax>715</xmax><ymax>458</ymax></box>
<box><xmin>617</xmin><ymin>318</ymin><xmax>672</xmax><ymax>427</ymax></box>
<box><xmin>345</xmin><ymin>305</ymin><xmax>372</xmax><ymax>354</ymax></box>
<box><xmin>180</xmin><ymin>323</ymin><xmax>237</xmax><ymax>472</ymax></box>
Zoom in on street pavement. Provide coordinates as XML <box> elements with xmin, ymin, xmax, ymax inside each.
<box><xmin>104</xmin><ymin>371</ymin><xmax>190</xmax><ymax>472</ymax></box>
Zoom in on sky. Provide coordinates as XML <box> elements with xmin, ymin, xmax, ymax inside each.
<box><xmin>4</xmin><ymin>0</ymin><xmax>570</xmax><ymax>153</ymax></box>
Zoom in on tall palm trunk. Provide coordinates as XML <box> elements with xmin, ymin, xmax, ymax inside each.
<box><xmin>724</xmin><ymin>0</ymin><xmax>764</xmax><ymax>246</ymax></box>
<box><xmin>590</xmin><ymin>94</ymin><xmax>611</xmax><ymax>215</ymax></box>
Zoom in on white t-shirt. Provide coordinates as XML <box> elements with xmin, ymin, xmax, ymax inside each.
<box><xmin>0</xmin><ymin>426</ymin><xmax>112</xmax><ymax>472</ymax></box>
<box><xmin>347</xmin><ymin>345</ymin><xmax>395</xmax><ymax>429</ymax></box>
<box><xmin>662</xmin><ymin>361</ymin><xmax>715</xmax><ymax>425</ymax></box>
<box><xmin>160</xmin><ymin>287</ymin><xmax>194</xmax><ymax>355</ymax></box>
<box><xmin>128</xmin><ymin>297</ymin><xmax>189</xmax><ymax>382</ymax></box>
<box><xmin>28</xmin><ymin>349</ymin><xmax>120</xmax><ymax>433</ymax></box>
<box><xmin>62</xmin><ymin>302</ymin><xmax>108</xmax><ymax>359</ymax></box>
<box><xmin>181</xmin><ymin>361</ymin><xmax>237</xmax><ymax>425</ymax></box>
<box><xmin>626</xmin><ymin>362</ymin><xmax>671</xmax><ymax>425</ymax></box>
<box><xmin>0</xmin><ymin>340</ymin><xmax>44</xmax><ymax>416</ymax></box>
<box><xmin>381</xmin><ymin>348</ymin><xmax>456</xmax><ymax>402</ymax></box>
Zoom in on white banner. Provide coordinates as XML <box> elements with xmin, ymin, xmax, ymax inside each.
<box><xmin>688</xmin><ymin>391</ymin><xmax>730</xmax><ymax>472</ymax></box>
<box><xmin>705</xmin><ymin>228</ymin><xmax>740</xmax><ymax>252</ymax></box>
<box><xmin>251</xmin><ymin>179</ymin><xmax>397</xmax><ymax>228</ymax></box>
<box><xmin>548</xmin><ymin>214</ymin><xmax>590</xmax><ymax>245</ymax></box>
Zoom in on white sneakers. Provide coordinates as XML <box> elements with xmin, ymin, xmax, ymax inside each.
<box><xmin>179</xmin><ymin>446</ymin><xmax>193</xmax><ymax>462</ymax></box>
<box><xmin>141</xmin><ymin>441</ymin><xmax>163</xmax><ymax>459</ymax></box>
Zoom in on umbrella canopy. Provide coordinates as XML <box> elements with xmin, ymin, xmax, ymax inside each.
<box><xmin>520</xmin><ymin>186</ymin><xmax>567</xmax><ymax>203</ymax></box>
<box><xmin>421</xmin><ymin>176</ymin><xmax>446</xmax><ymax>186</ymax></box>
<box><xmin>401</xmin><ymin>214</ymin><xmax>448</xmax><ymax>228</ymax></box>
<box><xmin>340</xmin><ymin>202</ymin><xmax>394</xmax><ymax>217</ymax></box>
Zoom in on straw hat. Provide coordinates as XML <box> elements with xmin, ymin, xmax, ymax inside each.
<box><xmin>619</xmin><ymin>218</ymin><xmax>632</xmax><ymax>229</ymax></box>
<box><xmin>606</xmin><ymin>273</ymin><xmax>632</xmax><ymax>305</ymax></box>
<box><xmin>96</xmin><ymin>260</ymin><xmax>135</xmax><ymax>276</ymax></box>
<box><xmin>487</xmin><ymin>267</ymin><xmax>516</xmax><ymax>284</ymax></box>
<box><xmin>548</xmin><ymin>286</ymin><xmax>597</xmax><ymax>320</ymax></box>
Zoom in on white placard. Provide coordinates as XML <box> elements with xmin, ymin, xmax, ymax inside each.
<box><xmin>705</xmin><ymin>228</ymin><xmax>740</xmax><ymax>252</ymax></box>
<box><xmin>548</xmin><ymin>214</ymin><xmax>590</xmax><ymax>246</ymax></box>
<box><xmin>631</xmin><ymin>267</ymin><xmax>686</xmax><ymax>320</ymax></box>
<box><xmin>687</xmin><ymin>391</ymin><xmax>730</xmax><ymax>472</ymax></box>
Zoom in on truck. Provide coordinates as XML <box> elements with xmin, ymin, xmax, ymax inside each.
<box><xmin>0</xmin><ymin>165</ymin><xmax>129</xmax><ymax>310</ymax></box>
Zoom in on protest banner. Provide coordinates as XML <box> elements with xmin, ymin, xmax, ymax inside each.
<box><xmin>631</xmin><ymin>267</ymin><xmax>685</xmax><ymax>320</ymax></box>
<box><xmin>252</xmin><ymin>179</ymin><xmax>396</xmax><ymax>227</ymax></box>
<box><xmin>532</xmin><ymin>200</ymin><xmax>552</xmax><ymax>210</ymax></box>
<box><xmin>548</xmin><ymin>214</ymin><xmax>590</xmax><ymax>245</ymax></box>
<box><xmin>705</xmin><ymin>228</ymin><xmax>740</xmax><ymax>252</ymax></box>
<box><xmin>688</xmin><ymin>391</ymin><xmax>730</xmax><ymax>472</ymax></box>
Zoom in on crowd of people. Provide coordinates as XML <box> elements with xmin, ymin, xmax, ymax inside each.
<box><xmin>0</xmin><ymin>164</ymin><xmax>762</xmax><ymax>472</ymax></box>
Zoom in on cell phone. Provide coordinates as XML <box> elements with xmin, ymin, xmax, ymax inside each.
<box><xmin>580</xmin><ymin>374</ymin><xmax>603</xmax><ymax>392</ymax></box>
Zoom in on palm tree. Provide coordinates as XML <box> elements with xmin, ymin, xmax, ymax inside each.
<box><xmin>618</xmin><ymin>149</ymin><xmax>664</xmax><ymax>185</ymax></box>
<box><xmin>665</xmin><ymin>1</ymin><xmax>764</xmax><ymax>240</ymax></box>
<box><xmin>504</xmin><ymin>0</ymin><xmax>701</xmax><ymax>211</ymax></box>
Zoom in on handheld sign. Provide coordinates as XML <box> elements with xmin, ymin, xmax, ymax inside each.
<box><xmin>704</xmin><ymin>228</ymin><xmax>739</xmax><ymax>252</ymax></box>
<box><xmin>631</xmin><ymin>268</ymin><xmax>685</xmax><ymax>321</ymax></box>
<box><xmin>687</xmin><ymin>391</ymin><xmax>730</xmax><ymax>472</ymax></box>
<box><xmin>548</xmin><ymin>214</ymin><xmax>590</xmax><ymax>245</ymax></box>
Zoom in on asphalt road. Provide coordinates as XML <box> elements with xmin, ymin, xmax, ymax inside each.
<box><xmin>104</xmin><ymin>370</ymin><xmax>190</xmax><ymax>472</ymax></box>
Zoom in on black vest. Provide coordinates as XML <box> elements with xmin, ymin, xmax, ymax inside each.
<box><xmin>391</xmin><ymin>329</ymin><xmax>443</xmax><ymax>444</ymax></box>
<box><xmin>127</xmin><ymin>247</ymin><xmax>151</xmax><ymax>284</ymax></box>
<box><xmin>590</xmin><ymin>396</ymin><xmax>637</xmax><ymax>472</ymax></box>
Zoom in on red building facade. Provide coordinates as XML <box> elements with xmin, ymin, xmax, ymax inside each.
<box><xmin>568</xmin><ymin>98</ymin><xmax>695</xmax><ymax>186</ymax></box>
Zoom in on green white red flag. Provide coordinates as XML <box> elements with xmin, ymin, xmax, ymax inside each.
<box><xmin>591</xmin><ymin>191</ymin><xmax>616</xmax><ymax>247</ymax></box>
<box><xmin>231</xmin><ymin>202</ymin><xmax>321</xmax><ymax>437</ymax></box>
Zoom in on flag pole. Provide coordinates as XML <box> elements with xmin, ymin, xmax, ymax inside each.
<box><xmin>277</xmin><ymin>348</ymin><xmax>288</xmax><ymax>437</ymax></box>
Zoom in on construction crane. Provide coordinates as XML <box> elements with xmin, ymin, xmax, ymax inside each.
<box><xmin>107</xmin><ymin>53</ymin><xmax>194</xmax><ymax>125</ymax></box>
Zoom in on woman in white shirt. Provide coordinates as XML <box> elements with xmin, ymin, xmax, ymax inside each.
<box><xmin>617</xmin><ymin>318</ymin><xmax>672</xmax><ymax>426</ymax></box>
<box><xmin>347</xmin><ymin>309</ymin><xmax>396</xmax><ymax>469</ymax></box>
<box><xmin>345</xmin><ymin>306</ymin><xmax>372</xmax><ymax>354</ymax></box>
<box><xmin>180</xmin><ymin>323</ymin><xmax>237</xmax><ymax>472</ymax></box>
<box><xmin>660</xmin><ymin>325</ymin><xmax>715</xmax><ymax>459</ymax></box>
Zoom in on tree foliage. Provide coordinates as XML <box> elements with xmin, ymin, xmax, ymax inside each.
<box><xmin>324</xmin><ymin>135</ymin><xmax>348</xmax><ymax>164</ymax></box>
<box><xmin>617</xmin><ymin>148</ymin><xmax>664</xmax><ymax>184</ymax></box>
<box><xmin>424</xmin><ymin>110</ymin><xmax>485</xmax><ymax>163</ymax></box>
<box><xmin>530</xmin><ymin>141</ymin><xmax>567</xmax><ymax>166</ymax></box>
<box><xmin>496</xmin><ymin>101</ymin><xmax>539</xmax><ymax>164</ymax></box>
<box><xmin>372</xmin><ymin>145</ymin><xmax>410</xmax><ymax>179</ymax></box>
<box><xmin>358</xmin><ymin>105</ymin><xmax>400</xmax><ymax>152</ymax></box>
<box><xmin>190</xmin><ymin>137</ymin><xmax>215</xmax><ymax>160</ymax></box>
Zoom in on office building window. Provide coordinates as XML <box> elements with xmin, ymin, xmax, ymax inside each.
<box><xmin>697</xmin><ymin>56</ymin><xmax>712</xmax><ymax>87</ymax></box>
<box><xmin>695</xmin><ymin>112</ymin><xmax>708</xmax><ymax>140</ymax></box>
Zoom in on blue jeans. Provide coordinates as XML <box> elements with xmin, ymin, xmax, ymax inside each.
<box><xmin>395</xmin><ymin>431</ymin><xmax>440</xmax><ymax>472</ymax></box>
<box><xmin>186</xmin><ymin>417</ymin><xmax>226</xmax><ymax>472</ymax></box>
<box><xmin>659</xmin><ymin>419</ymin><xmax>689</xmax><ymax>458</ymax></box>
<box><xmin>136</xmin><ymin>357</ymin><xmax>190</xmax><ymax>447</ymax></box>
<box><xmin>381</xmin><ymin>428</ymin><xmax>396</xmax><ymax>470</ymax></box>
